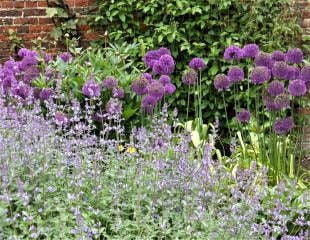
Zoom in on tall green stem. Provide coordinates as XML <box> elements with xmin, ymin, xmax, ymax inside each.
<box><xmin>222</xmin><ymin>91</ymin><xmax>231</xmax><ymax>140</ymax></box>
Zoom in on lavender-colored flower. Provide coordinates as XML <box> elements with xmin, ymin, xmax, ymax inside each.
<box><xmin>267</xmin><ymin>81</ymin><xmax>285</xmax><ymax>96</ymax></box>
<box><xmin>143</xmin><ymin>73</ymin><xmax>153</xmax><ymax>83</ymax></box>
<box><xmin>32</xmin><ymin>87</ymin><xmax>41</xmax><ymax>99</ymax></box>
<box><xmin>189</xmin><ymin>57</ymin><xmax>206</xmax><ymax>70</ymax></box>
<box><xmin>55</xmin><ymin>111</ymin><xmax>69</xmax><ymax>125</ymax></box>
<box><xmin>182</xmin><ymin>69</ymin><xmax>198</xmax><ymax>86</ymax></box>
<box><xmin>263</xmin><ymin>93</ymin><xmax>290</xmax><ymax>111</ymax></box>
<box><xmin>44</xmin><ymin>53</ymin><xmax>53</xmax><ymax>63</ymax></box>
<box><xmin>223</xmin><ymin>45</ymin><xmax>243</xmax><ymax>61</ymax></box>
<box><xmin>288</xmin><ymin>79</ymin><xmax>307</xmax><ymax>96</ymax></box>
<box><xmin>153</xmin><ymin>54</ymin><xmax>175</xmax><ymax>75</ymax></box>
<box><xmin>286</xmin><ymin>66</ymin><xmax>300</xmax><ymax>80</ymax></box>
<box><xmin>164</xmin><ymin>83</ymin><xmax>176</xmax><ymax>95</ymax></box>
<box><xmin>105</xmin><ymin>98</ymin><xmax>122</xmax><ymax>116</ymax></box>
<box><xmin>18</xmin><ymin>48</ymin><xmax>38</xmax><ymax>59</ymax></box>
<box><xmin>39</xmin><ymin>88</ymin><xmax>54</xmax><ymax>100</ymax></box>
<box><xmin>102</xmin><ymin>76</ymin><xmax>118</xmax><ymax>89</ymax></box>
<box><xmin>300</xmin><ymin>65</ymin><xmax>310</xmax><ymax>83</ymax></box>
<box><xmin>12</xmin><ymin>83</ymin><xmax>31</xmax><ymax>100</ymax></box>
<box><xmin>159</xmin><ymin>75</ymin><xmax>171</xmax><ymax>85</ymax></box>
<box><xmin>272</xmin><ymin>61</ymin><xmax>289</xmax><ymax>79</ymax></box>
<box><xmin>271</xmin><ymin>50</ymin><xmax>286</xmax><ymax>62</ymax></box>
<box><xmin>82</xmin><ymin>79</ymin><xmax>101</xmax><ymax>99</ymax></box>
<box><xmin>227</xmin><ymin>66</ymin><xmax>244</xmax><ymax>83</ymax></box>
<box><xmin>4</xmin><ymin>59</ymin><xmax>20</xmax><ymax>74</ymax></box>
<box><xmin>147</xmin><ymin>81</ymin><xmax>165</xmax><ymax>100</ymax></box>
<box><xmin>236</xmin><ymin>109</ymin><xmax>251</xmax><ymax>123</ymax></box>
<box><xmin>250</xmin><ymin>66</ymin><xmax>271</xmax><ymax>84</ymax></box>
<box><xmin>131</xmin><ymin>76</ymin><xmax>149</xmax><ymax>95</ymax></box>
<box><xmin>112</xmin><ymin>86</ymin><xmax>125</xmax><ymax>99</ymax></box>
<box><xmin>157</xmin><ymin>47</ymin><xmax>171</xmax><ymax>56</ymax></box>
<box><xmin>58</xmin><ymin>52</ymin><xmax>72</xmax><ymax>62</ymax></box>
<box><xmin>255</xmin><ymin>52</ymin><xmax>273</xmax><ymax>69</ymax></box>
<box><xmin>143</xmin><ymin>50</ymin><xmax>159</xmax><ymax>68</ymax></box>
<box><xmin>242</xmin><ymin>44</ymin><xmax>259</xmax><ymax>58</ymax></box>
<box><xmin>19</xmin><ymin>56</ymin><xmax>38</xmax><ymax>71</ymax></box>
<box><xmin>23</xmin><ymin>66</ymin><xmax>40</xmax><ymax>83</ymax></box>
<box><xmin>273</xmin><ymin>117</ymin><xmax>294</xmax><ymax>135</ymax></box>
<box><xmin>285</xmin><ymin>48</ymin><xmax>303</xmax><ymax>64</ymax></box>
<box><xmin>142</xmin><ymin>95</ymin><xmax>158</xmax><ymax>113</ymax></box>
<box><xmin>214</xmin><ymin>74</ymin><xmax>231</xmax><ymax>91</ymax></box>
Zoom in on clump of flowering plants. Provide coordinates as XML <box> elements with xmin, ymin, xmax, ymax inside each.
<box><xmin>213</xmin><ymin>44</ymin><xmax>309</xmax><ymax>183</ymax></box>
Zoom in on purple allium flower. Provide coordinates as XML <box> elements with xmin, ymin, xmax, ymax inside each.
<box><xmin>82</xmin><ymin>79</ymin><xmax>101</xmax><ymax>99</ymax></box>
<box><xmin>18</xmin><ymin>48</ymin><xmax>38</xmax><ymax>59</ymax></box>
<box><xmin>223</xmin><ymin>45</ymin><xmax>243</xmax><ymax>61</ymax></box>
<box><xmin>273</xmin><ymin>117</ymin><xmax>294</xmax><ymax>135</ymax></box>
<box><xmin>23</xmin><ymin>66</ymin><xmax>40</xmax><ymax>83</ymax></box>
<box><xmin>182</xmin><ymin>69</ymin><xmax>198</xmax><ymax>86</ymax></box>
<box><xmin>143</xmin><ymin>73</ymin><xmax>153</xmax><ymax>83</ymax></box>
<box><xmin>272</xmin><ymin>61</ymin><xmax>289</xmax><ymax>79</ymax></box>
<box><xmin>153</xmin><ymin>54</ymin><xmax>175</xmax><ymax>75</ymax></box>
<box><xmin>159</xmin><ymin>75</ymin><xmax>171</xmax><ymax>85</ymax></box>
<box><xmin>242</xmin><ymin>44</ymin><xmax>259</xmax><ymax>58</ymax></box>
<box><xmin>39</xmin><ymin>88</ymin><xmax>54</xmax><ymax>100</ymax></box>
<box><xmin>286</xmin><ymin>66</ymin><xmax>300</xmax><ymax>80</ymax></box>
<box><xmin>250</xmin><ymin>66</ymin><xmax>271</xmax><ymax>84</ymax></box>
<box><xmin>227</xmin><ymin>66</ymin><xmax>244</xmax><ymax>83</ymax></box>
<box><xmin>300</xmin><ymin>65</ymin><xmax>310</xmax><ymax>83</ymax></box>
<box><xmin>189</xmin><ymin>57</ymin><xmax>206</xmax><ymax>70</ymax></box>
<box><xmin>43</xmin><ymin>53</ymin><xmax>53</xmax><ymax>63</ymax></box>
<box><xmin>112</xmin><ymin>86</ymin><xmax>125</xmax><ymax>99</ymax></box>
<box><xmin>4</xmin><ymin>59</ymin><xmax>20</xmax><ymax>73</ymax></box>
<box><xmin>157</xmin><ymin>47</ymin><xmax>171</xmax><ymax>56</ymax></box>
<box><xmin>271</xmin><ymin>50</ymin><xmax>286</xmax><ymax>62</ymax></box>
<box><xmin>214</xmin><ymin>74</ymin><xmax>231</xmax><ymax>91</ymax></box>
<box><xmin>255</xmin><ymin>52</ymin><xmax>273</xmax><ymax>69</ymax></box>
<box><xmin>102</xmin><ymin>76</ymin><xmax>118</xmax><ymax>89</ymax></box>
<box><xmin>142</xmin><ymin>95</ymin><xmax>158</xmax><ymax>113</ymax></box>
<box><xmin>58</xmin><ymin>52</ymin><xmax>72</xmax><ymax>62</ymax></box>
<box><xmin>19</xmin><ymin>56</ymin><xmax>39</xmax><ymax>71</ymax></box>
<box><xmin>12</xmin><ymin>83</ymin><xmax>31</xmax><ymax>100</ymax></box>
<box><xmin>267</xmin><ymin>81</ymin><xmax>285</xmax><ymax>96</ymax></box>
<box><xmin>131</xmin><ymin>76</ymin><xmax>149</xmax><ymax>95</ymax></box>
<box><xmin>236</xmin><ymin>109</ymin><xmax>251</xmax><ymax>123</ymax></box>
<box><xmin>288</xmin><ymin>79</ymin><xmax>307</xmax><ymax>96</ymax></box>
<box><xmin>285</xmin><ymin>48</ymin><xmax>303</xmax><ymax>64</ymax></box>
<box><xmin>164</xmin><ymin>83</ymin><xmax>176</xmax><ymax>95</ymax></box>
<box><xmin>263</xmin><ymin>93</ymin><xmax>290</xmax><ymax>111</ymax></box>
<box><xmin>143</xmin><ymin>50</ymin><xmax>159</xmax><ymax>68</ymax></box>
<box><xmin>147</xmin><ymin>81</ymin><xmax>165</xmax><ymax>100</ymax></box>
<box><xmin>55</xmin><ymin>111</ymin><xmax>68</xmax><ymax>125</ymax></box>
<box><xmin>105</xmin><ymin>98</ymin><xmax>122</xmax><ymax>116</ymax></box>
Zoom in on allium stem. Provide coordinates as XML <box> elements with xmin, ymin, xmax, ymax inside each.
<box><xmin>186</xmin><ymin>85</ymin><xmax>190</xmax><ymax>121</ymax></box>
<box><xmin>221</xmin><ymin>92</ymin><xmax>231</xmax><ymax>140</ymax></box>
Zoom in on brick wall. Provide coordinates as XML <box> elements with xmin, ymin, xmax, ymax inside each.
<box><xmin>299</xmin><ymin>0</ymin><xmax>310</xmax><ymax>38</ymax></box>
<box><xmin>0</xmin><ymin>0</ymin><xmax>98</xmax><ymax>62</ymax></box>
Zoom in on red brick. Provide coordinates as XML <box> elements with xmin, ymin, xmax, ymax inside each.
<box><xmin>17</xmin><ymin>26</ymin><xmax>29</xmax><ymax>34</ymax></box>
<box><xmin>41</xmin><ymin>25</ymin><xmax>54</xmax><ymax>32</ymax></box>
<box><xmin>38</xmin><ymin>18</ymin><xmax>54</xmax><ymax>24</ymax></box>
<box><xmin>29</xmin><ymin>25</ymin><xmax>43</xmax><ymax>33</ymax></box>
<box><xmin>1</xmin><ymin>1</ymin><xmax>14</xmax><ymax>8</ymax></box>
<box><xmin>14</xmin><ymin>18</ymin><xmax>38</xmax><ymax>25</ymax></box>
<box><xmin>302</xmin><ymin>19</ymin><xmax>310</xmax><ymax>28</ymax></box>
<box><xmin>25</xmin><ymin>2</ymin><xmax>38</xmax><ymax>8</ymax></box>
<box><xmin>75</xmin><ymin>0</ymin><xmax>89</xmax><ymax>7</ymax></box>
<box><xmin>0</xmin><ymin>10</ymin><xmax>22</xmax><ymax>17</ymax></box>
<box><xmin>38</xmin><ymin>2</ymin><xmax>48</xmax><ymax>7</ymax></box>
<box><xmin>23</xmin><ymin>9</ymin><xmax>46</xmax><ymax>17</ymax></box>
<box><xmin>14</xmin><ymin>1</ymin><xmax>25</xmax><ymax>8</ymax></box>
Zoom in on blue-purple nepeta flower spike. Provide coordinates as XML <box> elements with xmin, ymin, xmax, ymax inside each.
<box><xmin>273</xmin><ymin>117</ymin><xmax>294</xmax><ymax>135</ymax></box>
<box><xmin>285</xmin><ymin>48</ymin><xmax>303</xmax><ymax>64</ymax></box>
<box><xmin>55</xmin><ymin>111</ymin><xmax>69</xmax><ymax>126</ymax></box>
<box><xmin>224</xmin><ymin>45</ymin><xmax>243</xmax><ymax>61</ymax></box>
<box><xmin>214</xmin><ymin>74</ymin><xmax>231</xmax><ymax>91</ymax></box>
<box><xmin>250</xmin><ymin>66</ymin><xmax>271</xmax><ymax>84</ymax></box>
<box><xmin>189</xmin><ymin>57</ymin><xmax>206</xmax><ymax>70</ymax></box>
<box><xmin>242</xmin><ymin>44</ymin><xmax>259</xmax><ymax>58</ymax></box>
<box><xmin>227</xmin><ymin>66</ymin><xmax>244</xmax><ymax>83</ymax></box>
<box><xmin>288</xmin><ymin>79</ymin><xmax>307</xmax><ymax>96</ymax></box>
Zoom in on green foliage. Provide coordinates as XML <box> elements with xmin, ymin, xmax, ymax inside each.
<box><xmin>91</xmin><ymin>0</ymin><xmax>302</xmax><ymax>123</ymax></box>
<box><xmin>7</xmin><ymin>29</ymin><xmax>24</xmax><ymax>55</ymax></box>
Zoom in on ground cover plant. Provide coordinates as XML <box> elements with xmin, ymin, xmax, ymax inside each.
<box><xmin>0</xmin><ymin>43</ymin><xmax>309</xmax><ymax>239</ymax></box>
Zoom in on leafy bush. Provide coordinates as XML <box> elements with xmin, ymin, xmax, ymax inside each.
<box><xmin>91</xmin><ymin>0</ymin><xmax>302</xmax><ymax>122</ymax></box>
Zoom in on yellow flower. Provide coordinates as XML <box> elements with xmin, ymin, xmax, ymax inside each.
<box><xmin>118</xmin><ymin>145</ymin><xmax>125</xmax><ymax>152</ymax></box>
<box><xmin>127</xmin><ymin>146</ymin><xmax>136</xmax><ymax>154</ymax></box>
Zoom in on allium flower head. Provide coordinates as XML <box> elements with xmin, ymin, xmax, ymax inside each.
<box><xmin>153</xmin><ymin>54</ymin><xmax>175</xmax><ymax>75</ymax></box>
<box><xmin>143</xmin><ymin>50</ymin><xmax>159</xmax><ymax>68</ymax></box>
<box><xmin>4</xmin><ymin>59</ymin><xmax>20</xmax><ymax>73</ymax></box>
<box><xmin>58</xmin><ymin>52</ymin><xmax>72</xmax><ymax>62</ymax></box>
<box><xmin>236</xmin><ymin>109</ymin><xmax>251</xmax><ymax>123</ymax></box>
<box><xmin>224</xmin><ymin>45</ymin><xmax>243</xmax><ymax>61</ymax></box>
<box><xmin>271</xmin><ymin>50</ymin><xmax>286</xmax><ymax>62</ymax></box>
<box><xmin>156</xmin><ymin>47</ymin><xmax>171</xmax><ymax>56</ymax></box>
<box><xmin>285</xmin><ymin>48</ymin><xmax>303</xmax><ymax>64</ymax></box>
<box><xmin>55</xmin><ymin>112</ymin><xmax>69</xmax><ymax>126</ymax></box>
<box><xmin>273</xmin><ymin>117</ymin><xmax>294</xmax><ymax>135</ymax></box>
<box><xmin>143</xmin><ymin>73</ymin><xmax>153</xmax><ymax>83</ymax></box>
<box><xmin>131</xmin><ymin>76</ymin><xmax>149</xmax><ymax>95</ymax></box>
<box><xmin>142</xmin><ymin>95</ymin><xmax>158</xmax><ymax>113</ymax></box>
<box><xmin>106</xmin><ymin>98</ymin><xmax>122</xmax><ymax>116</ymax></box>
<box><xmin>44</xmin><ymin>53</ymin><xmax>53</xmax><ymax>63</ymax></box>
<box><xmin>263</xmin><ymin>93</ymin><xmax>290</xmax><ymax>111</ymax></box>
<box><xmin>82</xmin><ymin>79</ymin><xmax>101</xmax><ymax>99</ymax></box>
<box><xmin>242</xmin><ymin>44</ymin><xmax>259</xmax><ymax>58</ymax></box>
<box><xmin>272</xmin><ymin>61</ymin><xmax>289</xmax><ymax>79</ymax></box>
<box><xmin>286</xmin><ymin>66</ymin><xmax>300</xmax><ymax>80</ymax></box>
<box><xmin>39</xmin><ymin>88</ymin><xmax>54</xmax><ymax>100</ymax></box>
<box><xmin>23</xmin><ymin>66</ymin><xmax>40</xmax><ymax>83</ymax></box>
<box><xmin>102</xmin><ymin>76</ymin><xmax>118</xmax><ymax>89</ymax></box>
<box><xmin>255</xmin><ymin>52</ymin><xmax>273</xmax><ymax>69</ymax></box>
<box><xmin>189</xmin><ymin>57</ymin><xmax>206</xmax><ymax>70</ymax></box>
<box><xmin>227</xmin><ymin>66</ymin><xmax>244</xmax><ymax>83</ymax></box>
<box><xmin>182</xmin><ymin>69</ymin><xmax>198</xmax><ymax>86</ymax></box>
<box><xmin>214</xmin><ymin>74</ymin><xmax>231</xmax><ymax>91</ymax></box>
<box><xmin>19</xmin><ymin>56</ymin><xmax>39</xmax><ymax>71</ymax></box>
<box><xmin>250</xmin><ymin>66</ymin><xmax>271</xmax><ymax>84</ymax></box>
<box><xmin>267</xmin><ymin>80</ymin><xmax>285</xmax><ymax>96</ymax></box>
<box><xmin>147</xmin><ymin>81</ymin><xmax>165</xmax><ymax>100</ymax></box>
<box><xmin>12</xmin><ymin>83</ymin><xmax>31</xmax><ymax>100</ymax></box>
<box><xmin>300</xmin><ymin>65</ymin><xmax>310</xmax><ymax>83</ymax></box>
<box><xmin>164</xmin><ymin>83</ymin><xmax>176</xmax><ymax>95</ymax></box>
<box><xmin>112</xmin><ymin>86</ymin><xmax>125</xmax><ymax>99</ymax></box>
<box><xmin>288</xmin><ymin>79</ymin><xmax>307</xmax><ymax>96</ymax></box>
<box><xmin>18</xmin><ymin>48</ymin><xmax>38</xmax><ymax>59</ymax></box>
<box><xmin>159</xmin><ymin>75</ymin><xmax>171</xmax><ymax>85</ymax></box>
